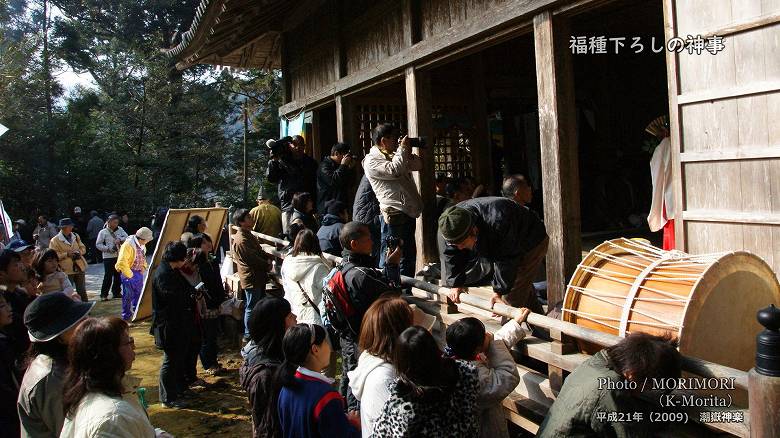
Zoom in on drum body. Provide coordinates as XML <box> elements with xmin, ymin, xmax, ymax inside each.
<box><xmin>563</xmin><ymin>238</ymin><xmax>780</xmax><ymax>377</ymax></box>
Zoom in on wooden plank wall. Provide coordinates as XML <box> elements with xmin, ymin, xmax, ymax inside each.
<box><xmin>287</xmin><ymin>4</ymin><xmax>337</xmax><ymax>101</ymax></box>
<box><xmin>419</xmin><ymin>0</ymin><xmax>511</xmax><ymax>40</ymax></box>
<box><xmin>344</xmin><ymin>2</ymin><xmax>406</xmax><ymax>75</ymax></box>
<box><xmin>667</xmin><ymin>0</ymin><xmax>780</xmax><ymax>278</ymax></box>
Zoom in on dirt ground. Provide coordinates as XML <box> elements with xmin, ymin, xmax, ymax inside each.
<box><xmin>85</xmin><ymin>263</ymin><xmax>252</xmax><ymax>437</ymax></box>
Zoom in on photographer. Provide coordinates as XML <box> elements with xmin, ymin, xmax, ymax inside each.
<box><xmin>316</xmin><ymin>142</ymin><xmax>356</xmax><ymax>213</ymax></box>
<box><xmin>49</xmin><ymin>218</ymin><xmax>88</xmax><ymax>301</ymax></box>
<box><xmin>266</xmin><ymin>135</ymin><xmax>318</xmax><ymax>234</ymax></box>
<box><xmin>363</xmin><ymin>123</ymin><xmax>423</xmax><ymax>280</ymax></box>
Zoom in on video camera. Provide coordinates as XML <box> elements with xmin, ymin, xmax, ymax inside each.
<box><xmin>267</xmin><ymin>136</ymin><xmax>293</xmax><ymax>160</ymax></box>
<box><xmin>406</xmin><ymin>136</ymin><xmax>427</xmax><ymax>149</ymax></box>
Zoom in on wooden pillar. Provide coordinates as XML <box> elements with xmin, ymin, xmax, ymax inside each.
<box><xmin>280</xmin><ymin>33</ymin><xmax>292</xmax><ymax>104</ymax></box>
<box><xmin>311</xmin><ymin>109</ymin><xmax>322</xmax><ymax>161</ymax></box>
<box><xmin>470</xmin><ymin>54</ymin><xmax>493</xmax><ymax>191</ymax></box>
<box><xmin>749</xmin><ymin>305</ymin><xmax>780</xmax><ymax>437</ymax></box>
<box><xmin>335</xmin><ymin>95</ymin><xmax>353</xmax><ymax>146</ymax></box>
<box><xmin>533</xmin><ymin>11</ymin><xmax>581</xmax><ymax>309</ymax></box>
<box><xmin>333</xmin><ymin>0</ymin><xmax>347</xmax><ymax>79</ymax></box>
<box><xmin>402</xmin><ymin>0</ymin><xmax>421</xmax><ymax>48</ymax></box>
<box><xmin>405</xmin><ymin>66</ymin><xmax>436</xmax><ymax>271</ymax></box>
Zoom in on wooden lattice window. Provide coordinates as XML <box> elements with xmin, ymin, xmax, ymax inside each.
<box><xmin>432</xmin><ymin>105</ymin><xmax>472</xmax><ymax>178</ymax></box>
<box><xmin>355</xmin><ymin>104</ymin><xmax>407</xmax><ymax>154</ymax></box>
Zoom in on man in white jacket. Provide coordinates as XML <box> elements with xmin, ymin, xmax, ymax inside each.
<box><xmin>363</xmin><ymin>123</ymin><xmax>423</xmax><ymax>280</ymax></box>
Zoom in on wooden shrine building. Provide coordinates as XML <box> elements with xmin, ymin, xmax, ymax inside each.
<box><xmin>169</xmin><ymin>0</ymin><xmax>780</xmax><ymax>310</ymax></box>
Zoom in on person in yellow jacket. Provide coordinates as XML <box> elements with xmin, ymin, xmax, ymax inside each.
<box><xmin>49</xmin><ymin>218</ymin><xmax>89</xmax><ymax>301</ymax></box>
<box><xmin>115</xmin><ymin>227</ymin><xmax>153</xmax><ymax>321</ymax></box>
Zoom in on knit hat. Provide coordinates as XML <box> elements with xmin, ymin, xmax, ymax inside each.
<box><xmin>326</xmin><ymin>200</ymin><xmax>347</xmax><ymax>216</ymax></box>
<box><xmin>135</xmin><ymin>227</ymin><xmax>153</xmax><ymax>241</ymax></box>
<box><xmin>438</xmin><ymin>206</ymin><xmax>473</xmax><ymax>243</ymax></box>
<box><xmin>24</xmin><ymin>293</ymin><xmax>95</xmax><ymax>342</ymax></box>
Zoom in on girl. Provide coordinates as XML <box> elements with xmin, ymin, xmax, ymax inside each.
<box><xmin>60</xmin><ymin>316</ymin><xmax>167</xmax><ymax>437</ymax></box>
<box><xmin>372</xmin><ymin>326</ymin><xmax>480</xmax><ymax>438</ymax></box>
<box><xmin>34</xmin><ymin>249</ymin><xmax>78</xmax><ymax>300</ymax></box>
<box><xmin>288</xmin><ymin>192</ymin><xmax>319</xmax><ymax>241</ymax></box>
<box><xmin>445</xmin><ymin>308</ymin><xmax>531</xmax><ymax>438</ymax></box>
<box><xmin>347</xmin><ymin>295</ymin><xmax>413</xmax><ymax>436</ymax></box>
<box><xmin>240</xmin><ymin>297</ymin><xmax>297</xmax><ymax>438</ymax></box>
<box><xmin>280</xmin><ymin>229</ymin><xmax>331</xmax><ymax>325</ymax></box>
<box><xmin>274</xmin><ymin>324</ymin><xmax>360</xmax><ymax>438</ymax></box>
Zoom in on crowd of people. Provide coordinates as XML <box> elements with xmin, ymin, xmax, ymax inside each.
<box><xmin>0</xmin><ymin>124</ymin><xmax>684</xmax><ymax>437</ymax></box>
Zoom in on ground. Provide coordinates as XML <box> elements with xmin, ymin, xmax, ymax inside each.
<box><xmin>85</xmin><ymin>263</ymin><xmax>252</xmax><ymax>437</ymax></box>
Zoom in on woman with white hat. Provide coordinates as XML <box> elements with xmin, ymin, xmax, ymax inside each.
<box><xmin>17</xmin><ymin>293</ymin><xmax>94</xmax><ymax>437</ymax></box>
<box><xmin>115</xmin><ymin>227</ymin><xmax>153</xmax><ymax>321</ymax></box>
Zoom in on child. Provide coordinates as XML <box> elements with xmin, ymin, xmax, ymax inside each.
<box><xmin>274</xmin><ymin>323</ymin><xmax>359</xmax><ymax>438</ymax></box>
<box><xmin>33</xmin><ymin>249</ymin><xmax>79</xmax><ymax>300</ymax></box>
<box><xmin>445</xmin><ymin>308</ymin><xmax>531</xmax><ymax>438</ymax></box>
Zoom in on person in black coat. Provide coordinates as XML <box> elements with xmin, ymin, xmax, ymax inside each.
<box><xmin>351</xmin><ymin>174</ymin><xmax>381</xmax><ymax>257</ymax></box>
<box><xmin>266</xmin><ymin>136</ymin><xmax>318</xmax><ymax>234</ymax></box>
<box><xmin>438</xmin><ymin>197</ymin><xmax>548</xmax><ymax>315</ymax></box>
<box><xmin>316</xmin><ymin>143</ymin><xmax>356</xmax><ymax>213</ymax></box>
<box><xmin>151</xmin><ymin>241</ymin><xmax>199</xmax><ymax>408</ymax></box>
<box><xmin>333</xmin><ymin>221</ymin><xmax>402</xmax><ymax>411</ymax></box>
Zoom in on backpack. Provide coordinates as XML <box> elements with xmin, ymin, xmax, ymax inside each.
<box><xmin>321</xmin><ymin>263</ymin><xmax>359</xmax><ymax>339</ymax></box>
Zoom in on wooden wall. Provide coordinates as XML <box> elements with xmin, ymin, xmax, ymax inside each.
<box><xmin>287</xmin><ymin>4</ymin><xmax>337</xmax><ymax>101</ymax></box>
<box><xmin>343</xmin><ymin>1</ymin><xmax>405</xmax><ymax>75</ymax></box>
<box><xmin>665</xmin><ymin>0</ymin><xmax>780</xmax><ymax>277</ymax></box>
<box><xmin>419</xmin><ymin>0</ymin><xmax>510</xmax><ymax>40</ymax></box>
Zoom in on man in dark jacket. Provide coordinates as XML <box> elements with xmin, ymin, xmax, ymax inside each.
<box><xmin>266</xmin><ymin>136</ymin><xmax>318</xmax><ymax>234</ymax></box>
<box><xmin>352</xmin><ymin>174</ymin><xmax>381</xmax><ymax>257</ymax></box>
<box><xmin>335</xmin><ymin>221</ymin><xmax>401</xmax><ymax>411</ymax></box>
<box><xmin>151</xmin><ymin>241</ymin><xmax>199</xmax><ymax>408</ymax></box>
<box><xmin>317</xmin><ymin>200</ymin><xmax>348</xmax><ymax>257</ymax></box>
<box><xmin>316</xmin><ymin>143</ymin><xmax>356</xmax><ymax>213</ymax></box>
<box><xmin>438</xmin><ymin>197</ymin><xmax>548</xmax><ymax>315</ymax></box>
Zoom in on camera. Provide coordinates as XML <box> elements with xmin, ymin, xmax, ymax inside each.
<box><xmin>407</xmin><ymin>136</ymin><xmax>427</xmax><ymax>149</ymax></box>
<box><xmin>267</xmin><ymin>136</ymin><xmax>293</xmax><ymax>160</ymax></box>
<box><xmin>385</xmin><ymin>236</ymin><xmax>400</xmax><ymax>251</ymax></box>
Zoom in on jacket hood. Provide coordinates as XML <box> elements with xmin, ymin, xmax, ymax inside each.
<box><xmin>347</xmin><ymin>351</ymin><xmax>394</xmax><ymax>400</ymax></box>
<box><xmin>281</xmin><ymin>254</ymin><xmax>327</xmax><ymax>282</ymax></box>
<box><xmin>241</xmin><ymin>340</ymin><xmax>259</xmax><ymax>361</ymax></box>
<box><xmin>320</xmin><ymin>214</ymin><xmax>342</xmax><ymax>226</ymax></box>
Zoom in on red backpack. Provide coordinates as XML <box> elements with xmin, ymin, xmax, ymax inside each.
<box><xmin>321</xmin><ymin>264</ymin><xmax>359</xmax><ymax>338</ymax></box>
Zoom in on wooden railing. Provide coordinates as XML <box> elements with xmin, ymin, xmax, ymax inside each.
<box><xmin>228</xmin><ymin>227</ymin><xmax>780</xmax><ymax>437</ymax></box>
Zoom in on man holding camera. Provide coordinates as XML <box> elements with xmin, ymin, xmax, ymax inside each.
<box><xmin>49</xmin><ymin>218</ymin><xmax>89</xmax><ymax>301</ymax></box>
<box><xmin>266</xmin><ymin>135</ymin><xmax>318</xmax><ymax>234</ymax></box>
<box><xmin>316</xmin><ymin>142</ymin><xmax>356</xmax><ymax>213</ymax></box>
<box><xmin>363</xmin><ymin>123</ymin><xmax>422</xmax><ymax>280</ymax></box>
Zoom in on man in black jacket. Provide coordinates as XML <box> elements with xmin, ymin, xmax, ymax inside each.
<box><xmin>266</xmin><ymin>136</ymin><xmax>318</xmax><ymax>234</ymax></box>
<box><xmin>151</xmin><ymin>241</ymin><xmax>199</xmax><ymax>408</ymax></box>
<box><xmin>352</xmin><ymin>174</ymin><xmax>381</xmax><ymax>257</ymax></box>
<box><xmin>335</xmin><ymin>221</ymin><xmax>401</xmax><ymax>411</ymax></box>
<box><xmin>316</xmin><ymin>142</ymin><xmax>356</xmax><ymax>213</ymax></box>
<box><xmin>438</xmin><ymin>197</ymin><xmax>548</xmax><ymax>315</ymax></box>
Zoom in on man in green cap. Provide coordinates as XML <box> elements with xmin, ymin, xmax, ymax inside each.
<box><xmin>438</xmin><ymin>196</ymin><xmax>548</xmax><ymax>315</ymax></box>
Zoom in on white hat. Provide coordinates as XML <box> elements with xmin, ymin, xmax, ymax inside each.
<box><xmin>135</xmin><ymin>227</ymin><xmax>154</xmax><ymax>241</ymax></box>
